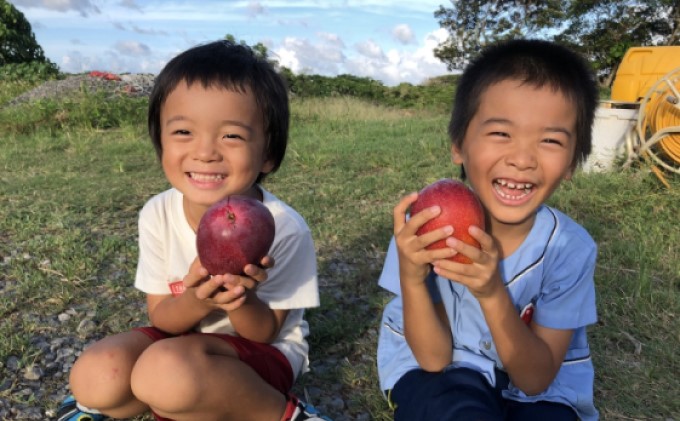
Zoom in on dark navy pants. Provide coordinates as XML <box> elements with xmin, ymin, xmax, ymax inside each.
<box><xmin>390</xmin><ymin>367</ymin><xmax>577</xmax><ymax>421</ymax></box>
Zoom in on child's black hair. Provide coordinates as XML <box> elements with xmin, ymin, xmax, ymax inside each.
<box><xmin>449</xmin><ymin>39</ymin><xmax>598</xmax><ymax>176</ymax></box>
<box><xmin>148</xmin><ymin>39</ymin><xmax>289</xmax><ymax>183</ymax></box>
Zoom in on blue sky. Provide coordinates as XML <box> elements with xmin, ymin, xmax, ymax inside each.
<box><xmin>12</xmin><ymin>0</ymin><xmax>452</xmax><ymax>86</ymax></box>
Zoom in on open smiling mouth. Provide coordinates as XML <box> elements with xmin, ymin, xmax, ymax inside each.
<box><xmin>493</xmin><ymin>178</ymin><xmax>534</xmax><ymax>200</ymax></box>
<box><xmin>189</xmin><ymin>172</ymin><xmax>225</xmax><ymax>182</ymax></box>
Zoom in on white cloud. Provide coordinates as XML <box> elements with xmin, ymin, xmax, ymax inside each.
<box><xmin>355</xmin><ymin>39</ymin><xmax>385</xmax><ymax>60</ymax></box>
<box><xmin>392</xmin><ymin>24</ymin><xmax>415</xmax><ymax>45</ymax></box>
<box><xmin>129</xmin><ymin>24</ymin><xmax>168</xmax><ymax>36</ymax></box>
<box><xmin>273</xmin><ymin>27</ymin><xmax>450</xmax><ymax>85</ymax></box>
<box><xmin>275</xmin><ymin>34</ymin><xmax>345</xmax><ymax>75</ymax></box>
<box><xmin>114</xmin><ymin>41</ymin><xmax>151</xmax><ymax>57</ymax></box>
<box><xmin>247</xmin><ymin>1</ymin><xmax>265</xmax><ymax>18</ymax></box>
<box><xmin>118</xmin><ymin>0</ymin><xmax>143</xmax><ymax>12</ymax></box>
<box><xmin>317</xmin><ymin>32</ymin><xmax>344</xmax><ymax>48</ymax></box>
<box><xmin>61</xmin><ymin>51</ymin><xmax>88</xmax><ymax>72</ymax></box>
<box><xmin>345</xmin><ymin>28</ymin><xmax>449</xmax><ymax>85</ymax></box>
<box><xmin>12</xmin><ymin>0</ymin><xmax>100</xmax><ymax>16</ymax></box>
<box><xmin>60</xmin><ymin>47</ymin><xmax>162</xmax><ymax>74</ymax></box>
<box><xmin>425</xmin><ymin>28</ymin><xmax>448</xmax><ymax>46</ymax></box>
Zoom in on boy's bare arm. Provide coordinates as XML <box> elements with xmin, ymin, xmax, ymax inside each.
<box><xmin>394</xmin><ymin>193</ymin><xmax>457</xmax><ymax>371</ymax></box>
<box><xmin>144</xmin><ymin>259</ymin><xmax>235</xmax><ymax>333</ymax></box>
<box><xmin>215</xmin><ymin>258</ymin><xmax>287</xmax><ymax>342</ymax></box>
<box><xmin>146</xmin><ymin>282</ymin><xmax>286</xmax><ymax>344</ymax></box>
<box><xmin>227</xmin><ymin>292</ymin><xmax>288</xmax><ymax>343</ymax></box>
<box><xmin>146</xmin><ymin>257</ymin><xmax>286</xmax><ymax>342</ymax></box>
<box><xmin>435</xmin><ymin>226</ymin><xmax>572</xmax><ymax>395</ymax></box>
<box><xmin>145</xmin><ymin>287</ymin><xmax>217</xmax><ymax>334</ymax></box>
<box><xmin>478</xmin><ymin>286</ymin><xmax>572</xmax><ymax>395</ymax></box>
<box><xmin>401</xmin><ymin>280</ymin><xmax>453</xmax><ymax>371</ymax></box>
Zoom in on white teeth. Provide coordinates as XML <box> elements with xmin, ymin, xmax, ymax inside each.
<box><xmin>494</xmin><ymin>179</ymin><xmax>534</xmax><ymax>200</ymax></box>
<box><xmin>496</xmin><ymin>179</ymin><xmax>533</xmax><ymax>190</ymax></box>
<box><xmin>190</xmin><ymin>172</ymin><xmax>225</xmax><ymax>182</ymax></box>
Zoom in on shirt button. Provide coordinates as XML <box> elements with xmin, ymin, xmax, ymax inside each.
<box><xmin>482</xmin><ymin>341</ymin><xmax>491</xmax><ymax>350</ymax></box>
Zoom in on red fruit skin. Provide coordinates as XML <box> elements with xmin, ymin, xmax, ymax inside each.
<box><xmin>410</xmin><ymin>179</ymin><xmax>485</xmax><ymax>264</ymax></box>
<box><xmin>196</xmin><ymin>196</ymin><xmax>275</xmax><ymax>275</ymax></box>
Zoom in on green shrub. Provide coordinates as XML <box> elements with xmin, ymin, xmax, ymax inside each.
<box><xmin>281</xmin><ymin>68</ymin><xmax>459</xmax><ymax>111</ymax></box>
<box><xmin>0</xmin><ymin>90</ymin><xmax>147</xmax><ymax>135</ymax></box>
<box><xmin>0</xmin><ymin>61</ymin><xmax>60</xmax><ymax>83</ymax></box>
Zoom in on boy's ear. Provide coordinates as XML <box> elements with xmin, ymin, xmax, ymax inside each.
<box><xmin>262</xmin><ymin>158</ymin><xmax>275</xmax><ymax>175</ymax></box>
<box><xmin>563</xmin><ymin>160</ymin><xmax>578</xmax><ymax>181</ymax></box>
<box><xmin>451</xmin><ymin>144</ymin><xmax>464</xmax><ymax>164</ymax></box>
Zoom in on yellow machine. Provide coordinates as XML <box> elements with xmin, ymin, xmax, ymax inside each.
<box><xmin>612</xmin><ymin>46</ymin><xmax>680</xmax><ymax>186</ymax></box>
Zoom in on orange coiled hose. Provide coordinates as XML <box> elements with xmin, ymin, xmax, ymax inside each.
<box><xmin>635</xmin><ymin>67</ymin><xmax>680</xmax><ymax>185</ymax></box>
<box><xmin>648</xmin><ymin>91</ymin><xmax>680</xmax><ymax>163</ymax></box>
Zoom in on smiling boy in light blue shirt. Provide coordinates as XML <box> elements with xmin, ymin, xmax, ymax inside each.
<box><xmin>377</xmin><ymin>39</ymin><xmax>600</xmax><ymax>420</ymax></box>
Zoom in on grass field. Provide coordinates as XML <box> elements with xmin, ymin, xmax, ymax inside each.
<box><xmin>0</xmin><ymin>89</ymin><xmax>678</xmax><ymax>420</ymax></box>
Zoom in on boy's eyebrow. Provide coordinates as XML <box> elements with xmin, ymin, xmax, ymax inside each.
<box><xmin>164</xmin><ymin>116</ymin><xmax>254</xmax><ymax>133</ymax></box>
<box><xmin>222</xmin><ymin>120</ymin><xmax>255</xmax><ymax>133</ymax></box>
<box><xmin>164</xmin><ymin>115</ymin><xmax>188</xmax><ymax>126</ymax></box>
<box><xmin>481</xmin><ymin>117</ymin><xmax>512</xmax><ymax>126</ymax></box>
<box><xmin>544</xmin><ymin>126</ymin><xmax>573</xmax><ymax>137</ymax></box>
<box><xmin>481</xmin><ymin>118</ymin><xmax>572</xmax><ymax>136</ymax></box>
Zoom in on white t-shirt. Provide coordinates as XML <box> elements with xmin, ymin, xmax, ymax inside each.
<box><xmin>134</xmin><ymin>187</ymin><xmax>320</xmax><ymax>377</ymax></box>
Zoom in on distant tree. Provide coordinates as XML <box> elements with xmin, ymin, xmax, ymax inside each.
<box><xmin>433</xmin><ymin>1</ymin><xmax>565</xmax><ymax>70</ymax></box>
<box><xmin>0</xmin><ymin>0</ymin><xmax>52</xmax><ymax>65</ymax></box>
<box><xmin>555</xmin><ymin>0</ymin><xmax>680</xmax><ymax>86</ymax></box>
<box><xmin>224</xmin><ymin>34</ymin><xmax>277</xmax><ymax>67</ymax></box>
<box><xmin>433</xmin><ymin>0</ymin><xmax>680</xmax><ymax>86</ymax></box>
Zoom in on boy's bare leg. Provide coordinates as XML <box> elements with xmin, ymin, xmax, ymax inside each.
<box><xmin>131</xmin><ymin>335</ymin><xmax>288</xmax><ymax>421</ymax></box>
<box><xmin>69</xmin><ymin>330</ymin><xmax>155</xmax><ymax>418</ymax></box>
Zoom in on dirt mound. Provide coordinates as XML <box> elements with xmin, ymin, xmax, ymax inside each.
<box><xmin>5</xmin><ymin>72</ymin><xmax>156</xmax><ymax>107</ymax></box>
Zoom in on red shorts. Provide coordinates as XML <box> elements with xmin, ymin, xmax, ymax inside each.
<box><xmin>134</xmin><ymin>326</ymin><xmax>294</xmax><ymax>420</ymax></box>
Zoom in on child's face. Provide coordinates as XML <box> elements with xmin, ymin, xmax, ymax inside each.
<box><xmin>160</xmin><ymin>81</ymin><xmax>273</xmax><ymax>210</ymax></box>
<box><xmin>452</xmin><ymin>79</ymin><xmax>576</xmax><ymax>232</ymax></box>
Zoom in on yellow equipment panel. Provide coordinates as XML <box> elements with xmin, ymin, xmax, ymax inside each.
<box><xmin>611</xmin><ymin>46</ymin><xmax>680</xmax><ymax>102</ymax></box>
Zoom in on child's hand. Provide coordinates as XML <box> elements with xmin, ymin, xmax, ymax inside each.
<box><xmin>432</xmin><ymin>225</ymin><xmax>503</xmax><ymax>299</ymax></box>
<box><xmin>194</xmin><ymin>256</ymin><xmax>274</xmax><ymax>312</ymax></box>
<box><xmin>393</xmin><ymin>192</ymin><xmax>457</xmax><ymax>287</ymax></box>
<box><xmin>182</xmin><ymin>257</ymin><xmax>213</xmax><ymax>295</ymax></box>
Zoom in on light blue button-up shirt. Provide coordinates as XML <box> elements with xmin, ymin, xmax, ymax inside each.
<box><xmin>377</xmin><ymin>205</ymin><xmax>599</xmax><ymax>420</ymax></box>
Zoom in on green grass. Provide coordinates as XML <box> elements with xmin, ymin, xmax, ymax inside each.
<box><xmin>0</xmin><ymin>91</ymin><xmax>678</xmax><ymax>420</ymax></box>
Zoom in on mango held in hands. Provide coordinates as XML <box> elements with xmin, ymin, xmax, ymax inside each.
<box><xmin>410</xmin><ymin>179</ymin><xmax>485</xmax><ymax>264</ymax></box>
<box><xmin>196</xmin><ymin>196</ymin><xmax>275</xmax><ymax>275</ymax></box>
